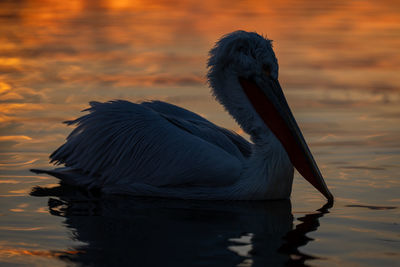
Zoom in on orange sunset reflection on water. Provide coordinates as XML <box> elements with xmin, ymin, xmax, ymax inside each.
<box><xmin>0</xmin><ymin>0</ymin><xmax>399</xmax><ymax>266</ymax></box>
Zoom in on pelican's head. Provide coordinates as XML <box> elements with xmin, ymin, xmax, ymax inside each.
<box><xmin>208</xmin><ymin>30</ymin><xmax>333</xmax><ymax>202</ymax></box>
<box><xmin>208</xmin><ymin>31</ymin><xmax>278</xmax><ymax>81</ymax></box>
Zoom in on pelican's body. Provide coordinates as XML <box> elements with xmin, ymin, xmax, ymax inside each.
<box><xmin>32</xmin><ymin>31</ymin><xmax>333</xmax><ymax>201</ymax></box>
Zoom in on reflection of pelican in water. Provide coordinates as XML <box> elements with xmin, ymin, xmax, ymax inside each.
<box><xmin>31</xmin><ymin>185</ymin><xmax>331</xmax><ymax>266</ymax></box>
<box><xmin>31</xmin><ymin>30</ymin><xmax>333</xmax><ymax>201</ymax></box>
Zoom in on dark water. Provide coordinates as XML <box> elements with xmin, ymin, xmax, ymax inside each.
<box><xmin>0</xmin><ymin>0</ymin><xmax>399</xmax><ymax>266</ymax></box>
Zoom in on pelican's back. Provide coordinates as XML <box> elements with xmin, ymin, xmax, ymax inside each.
<box><xmin>47</xmin><ymin>100</ymin><xmax>251</xmax><ymax>190</ymax></box>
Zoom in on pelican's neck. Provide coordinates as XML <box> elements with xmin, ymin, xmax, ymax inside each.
<box><xmin>209</xmin><ymin>72</ymin><xmax>265</xmax><ymax>134</ymax></box>
<box><xmin>210</xmin><ymin>73</ymin><xmax>293</xmax><ymax>199</ymax></box>
<box><xmin>239</xmin><ymin>130</ymin><xmax>293</xmax><ymax>200</ymax></box>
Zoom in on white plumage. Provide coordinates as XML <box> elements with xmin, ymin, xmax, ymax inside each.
<box><xmin>32</xmin><ymin>31</ymin><xmax>333</xmax><ymax>201</ymax></box>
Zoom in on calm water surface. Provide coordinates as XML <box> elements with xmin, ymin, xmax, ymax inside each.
<box><xmin>0</xmin><ymin>1</ymin><xmax>399</xmax><ymax>266</ymax></box>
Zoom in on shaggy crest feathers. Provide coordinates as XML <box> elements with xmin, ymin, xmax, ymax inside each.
<box><xmin>207</xmin><ymin>30</ymin><xmax>278</xmax><ymax>80</ymax></box>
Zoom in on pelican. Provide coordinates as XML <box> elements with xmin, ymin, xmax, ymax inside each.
<box><xmin>32</xmin><ymin>31</ymin><xmax>333</xmax><ymax>201</ymax></box>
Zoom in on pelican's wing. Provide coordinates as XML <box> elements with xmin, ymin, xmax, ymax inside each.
<box><xmin>140</xmin><ymin>100</ymin><xmax>210</xmax><ymax>122</ymax></box>
<box><xmin>141</xmin><ymin>100</ymin><xmax>252</xmax><ymax>157</ymax></box>
<box><xmin>48</xmin><ymin>100</ymin><xmax>249</xmax><ymax>189</ymax></box>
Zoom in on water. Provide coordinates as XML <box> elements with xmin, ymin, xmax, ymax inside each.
<box><xmin>0</xmin><ymin>0</ymin><xmax>399</xmax><ymax>266</ymax></box>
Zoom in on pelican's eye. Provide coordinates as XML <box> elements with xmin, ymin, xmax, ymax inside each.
<box><xmin>263</xmin><ymin>64</ymin><xmax>271</xmax><ymax>77</ymax></box>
